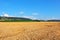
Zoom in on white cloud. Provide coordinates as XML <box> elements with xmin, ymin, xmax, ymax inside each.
<box><xmin>3</xmin><ymin>14</ymin><xmax>9</xmax><ymax>17</ymax></box>
<box><xmin>0</xmin><ymin>12</ymin><xmax>40</xmax><ymax>20</ymax></box>
<box><xmin>21</xmin><ymin>16</ymin><xmax>32</xmax><ymax>18</ymax></box>
<box><xmin>1</xmin><ymin>12</ymin><xmax>16</xmax><ymax>17</ymax></box>
<box><xmin>48</xmin><ymin>17</ymin><xmax>60</xmax><ymax>20</ymax></box>
<box><xmin>32</xmin><ymin>13</ymin><xmax>38</xmax><ymax>16</ymax></box>
<box><xmin>21</xmin><ymin>16</ymin><xmax>38</xmax><ymax>20</ymax></box>
<box><xmin>19</xmin><ymin>11</ymin><xmax>24</xmax><ymax>14</ymax></box>
<box><xmin>1</xmin><ymin>12</ymin><xmax>9</xmax><ymax>17</ymax></box>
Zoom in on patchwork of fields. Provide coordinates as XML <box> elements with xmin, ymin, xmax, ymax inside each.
<box><xmin>0</xmin><ymin>22</ymin><xmax>60</xmax><ymax>40</ymax></box>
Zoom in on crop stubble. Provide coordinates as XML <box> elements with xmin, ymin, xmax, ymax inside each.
<box><xmin>0</xmin><ymin>22</ymin><xmax>60</xmax><ymax>40</ymax></box>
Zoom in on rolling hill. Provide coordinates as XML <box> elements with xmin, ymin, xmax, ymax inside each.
<box><xmin>0</xmin><ymin>16</ymin><xmax>60</xmax><ymax>22</ymax></box>
<box><xmin>0</xmin><ymin>16</ymin><xmax>40</xmax><ymax>22</ymax></box>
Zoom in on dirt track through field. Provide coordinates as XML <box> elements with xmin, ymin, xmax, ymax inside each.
<box><xmin>0</xmin><ymin>22</ymin><xmax>60</xmax><ymax>40</ymax></box>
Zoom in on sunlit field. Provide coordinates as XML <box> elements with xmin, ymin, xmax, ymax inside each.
<box><xmin>0</xmin><ymin>22</ymin><xmax>60</xmax><ymax>40</ymax></box>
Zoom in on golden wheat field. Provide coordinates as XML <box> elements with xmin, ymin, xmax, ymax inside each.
<box><xmin>0</xmin><ymin>22</ymin><xmax>60</xmax><ymax>40</ymax></box>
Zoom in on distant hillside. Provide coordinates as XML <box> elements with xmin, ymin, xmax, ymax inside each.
<box><xmin>0</xmin><ymin>16</ymin><xmax>60</xmax><ymax>22</ymax></box>
<box><xmin>47</xmin><ymin>20</ymin><xmax>60</xmax><ymax>22</ymax></box>
<box><xmin>0</xmin><ymin>16</ymin><xmax>40</xmax><ymax>22</ymax></box>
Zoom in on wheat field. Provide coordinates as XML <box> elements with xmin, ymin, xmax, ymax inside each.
<box><xmin>0</xmin><ymin>22</ymin><xmax>60</xmax><ymax>40</ymax></box>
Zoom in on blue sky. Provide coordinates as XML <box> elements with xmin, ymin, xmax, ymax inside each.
<box><xmin>0</xmin><ymin>0</ymin><xmax>60</xmax><ymax>20</ymax></box>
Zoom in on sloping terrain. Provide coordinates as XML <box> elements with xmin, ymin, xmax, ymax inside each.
<box><xmin>0</xmin><ymin>16</ymin><xmax>33</xmax><ymax>22</ymax></box>
<box><xmin>0</xmin><ymin>22</ymin><xmax>60</xmax><ymax>40</ymax></box>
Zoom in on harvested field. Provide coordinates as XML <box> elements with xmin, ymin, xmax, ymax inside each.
<box><xmin>0</xmin><ymin>22</ymin><xmax>60</xmax><ymax>40</ymax></box>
